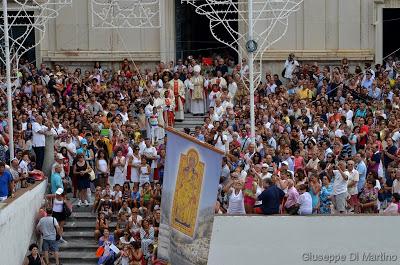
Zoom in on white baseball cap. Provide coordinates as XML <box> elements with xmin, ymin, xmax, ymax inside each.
<box><xmin>55</xmin><ymin>188</ymin><xmax>64</xmax><ymax>195</ymax></box>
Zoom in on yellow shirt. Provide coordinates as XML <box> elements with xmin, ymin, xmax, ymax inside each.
<box><xmin>283</xmin><ymin>115</ymin><xmax>290</xmax><ymax>124</ymax></box>
<box><xmin>102</xmin><ymin>137</ymin><xmax>113</xmax><ymax>156</ymax></box>
<box><xmin>133</xmin><ymin>131</ymin><xmax>141</xmax><ymax>143</ymax></box>
<box><xmin>297</xmin><ymin>88</ymin><xmax>313</xmax><ymax>100</ymax></box>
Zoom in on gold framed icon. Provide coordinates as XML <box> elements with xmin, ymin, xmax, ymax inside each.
<box><xmin>171</xmin><ymin>148</ymin><xmax>204</xmax><ymax>237</ymax></box>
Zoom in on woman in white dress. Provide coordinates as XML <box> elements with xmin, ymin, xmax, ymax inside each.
<box><xmin>151</xmin><ymin>73</ymin><xmax>163</xmax><ymax>92</ymax></box>
<box><xmin>128</xmin><ymin>146</ymin><xmax>141</xmax><ymax>189</ymax></box>
<box><xmin>139</xmin><ymin>156</ymin><xmax>151</xmax><ymax>187</ymax></box>
<box><xmin>95</xmin><ymin>149</ymin><xmax>109</xmax><ymax>188</ymax></box>
<box><xmin>223</xmin><ymin>179</ymin><xmax>246</xmax><ymax>214</ymax></box>
<box><xmin>112</xmin><ymin>149</ymin><xmax>126</xmax><ymax>186</ymax></box>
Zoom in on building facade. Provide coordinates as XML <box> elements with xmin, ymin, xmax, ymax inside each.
<box><xmin>2</xmin><ymin>0</ymin><xmax>399</xmax><ymax>70</ymax></box>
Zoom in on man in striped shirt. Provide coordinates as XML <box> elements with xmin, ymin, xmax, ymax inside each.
<box><xmin>339</xmin><ymin>135</ymin><xmax>352</xmax><ymax>161</ymax></box>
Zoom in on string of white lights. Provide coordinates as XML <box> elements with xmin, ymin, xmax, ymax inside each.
<box><xmin>1</xmin><ymin>0</ymin><xmax>72</xmax><ymax>160</ymax></box>
<box><xmin>181</xmin><ymin>0</ymin><xmax>303</xmax><ymax>88</ymax></box>
<box><xmin>0</xmin><ymin>0</ymin><xmax>72</xmax><ymax>68</ymax></box>
<box><xmin>91</xmin><ymin>0</ymin><xmax>160</xmax><ymax>29</ymax></box>
<box><xmin>90</xmin><ymin>0</ymin><xmax>162</xmax><ymax>83</ymax></box>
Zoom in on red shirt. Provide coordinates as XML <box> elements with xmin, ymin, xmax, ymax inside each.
<box><xmin>359</xmin><ymin>125</ymin><xmax>369</xmax><ymax>145</ymax></box>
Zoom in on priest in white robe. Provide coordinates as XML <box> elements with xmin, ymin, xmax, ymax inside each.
<box><xmin>152</xmin><ymin>90</ymin><xmax>165</xmax><ymax>140</ymax></box>
<box><xmin>190</xmin><ymin>65</ymin><xmax>206</xmax><ymax>116</ymax></box>
<box><xmin>184</xmin><ymin>72</ymin><xmax>193</xmax><ymax>113</ymax></box>
<box><xmin>209</xmin><ymin>84</ymin><xmax>222</xmax><ymax>108</ymax></box>
<box><xmin>210</xmin><ymin>70</ymin><xmax>227</xmax><ymax>89</ymax></box>
<box><xmin>169</xmin><ymin>72</ymin><xmax>185</xmax><ymax>121</ymax></box>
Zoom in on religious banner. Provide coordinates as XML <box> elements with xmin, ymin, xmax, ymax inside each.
<box><xmin>158</xmin><ymin>127</ymin><xmax>224</xmax><ymax>265</ymax></box>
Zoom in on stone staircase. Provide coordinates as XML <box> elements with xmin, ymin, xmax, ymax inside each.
<box><xmin>55</xmin><ymin>116</ymin><xmax>208</xmax><ymax>264</ymax></box>
<box><xmin>59</xmin><ymin>204</ymin><xmax>115</xmax><ymax>265</ymax></box>
<box><xmin>174</xmin><ymin>113</ymin><xmax>205</xmax><ymax>132</ymax></box>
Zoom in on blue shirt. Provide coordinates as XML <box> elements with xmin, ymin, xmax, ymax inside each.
<box><xmin>361</xmin><ymin>78</ymin><xmax>373</xmax><ymax>90</ymax></box>
<box><xmin>368</xmin><ymin>87</ymin><xmax>381</xmax><ymax>100</ymax></box>
<box><xmin>77</xmin><ymin>147</ymin><xmax>90</xmax><ymax>157</ymax></box>
<box><xmin>131</xmin><ymin>191</ymin><xmax>140</xmax><ymax>201</ymax></box>
<box><xmin>355</xmin><ymin>108</ymin><xmax>367</xmax><ymax>118</ymax></box>
<box><xmin>196</xmin><ymin>134</ymin><xmax>205</xmax><ymax>142</ymax></box>
<box><xmin>356</xmin><ymin>161</ymin><xmax>367</xmax><ymax>192</ymax></box>
<box><xmin>0</xmin><ymin>171</ymin><xmax>13</xmax><ymax>197</ymax></box>
<box><xmin>282</xmin><ymin>157</ymin><xmax>295</xmax><ymax>173</ymax></box>
<box><xmin>50</xmin><ymin>172</ymin><xmax>63</xmax><ymax>194</ymax></box>
<box><xmin>258</xmin><ymin>184</ymin><xmax>285</xmax><ymax>215</ymax></box>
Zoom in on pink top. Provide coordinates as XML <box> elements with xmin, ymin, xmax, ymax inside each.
<box><xmin>243</xmin><ymin>176</ymin><xmax>255</xmax><ymax>197</ymax></box>
<box><xmin>294</xmin><ymin>156</ymin><xmax>304</xmax><ymax>171</ymax></box>
<box><xmin>285</xmin><ymin>187</ymin><xmax>299</xmax><ymax>208</ymax></box>
<box><xmin>63</xmin><ymin>84</ymin><xmax>72</xmax><ymax>97</ymax></box>
<box><xmin>383</xmin><ymin>202</ymin><xmax>400</xmax><ymax>215</ymax></box>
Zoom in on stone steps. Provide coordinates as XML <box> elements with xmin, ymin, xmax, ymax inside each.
<box><xmin>181</xmin><ymin>115</ymin><xmax>206</xmax><ymax>120</ymax></box>
<box><xmin>62</xmin><ymin>262</ymin><xmax>97</xmax><ymax>265</ymax></box>
<box><xmin>70</xmin><ymin>205</ymin><xmax>93</xmax><ymax>212</ymax></box>
<box><xmin>62</xmin><ymin>231</ymin><xmax>94</xmax><ymax>240</ymax></box>
<box><xmin>64</xmin><ymin>221</ymin><xmax>116</xmax><ymax>231</ymax></box>
<box><xmin>69</xmin><ymin>212</ymin><xmax>97</xmax><ymax>222</ymax></box>
<box><xmin>173</xmin><ymin>114</ymin><xmax>205</xmax><ymax>132</ymax></box>
<box><xmin>59</xmin><ymin>251</ymin><xmax>98</xmax><ymax>264</ymax></box>
<box><xmin>60</xmin><ymin>240</ymin><xmax>98</xmax><ymax>252</ymax></box>
<box><xmin>175</xmin><ymin>120</ymin><xmax>204</xmax><ymax>125</ymax></box>
<box><xmin>60</xmin><ymin>203</ymin><xmax>97</xmax><ymax>265</ymax></box>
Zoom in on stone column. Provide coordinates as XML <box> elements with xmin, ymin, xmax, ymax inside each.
<box><xmin>374</xmin><ymin>0</ymin><xmax>384</xmax><ymax>64</ymax></box>
<box><xmin>325</xmin><ymin>0</ymin><xmax>339</xmax><ymax>50</ymax></box>
<box><xmin>42</xmin><ymin>135</ymin><xmax>55</xmax><ymax>178</ymax></box>
<box><xmin>160</xmin><ymin>0</ymin><xmax>176</xmax><ymax>63</ymax></box>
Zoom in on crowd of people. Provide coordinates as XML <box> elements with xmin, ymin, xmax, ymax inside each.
<box><xmin>213</xmin><ymin>54</ymin><xmax>400</xmax><ymax>216</ymax></box>
<box><xmin>1</xmin><ymin>51</ymin><xmax>400</xmax><ymax>264</ymax></box>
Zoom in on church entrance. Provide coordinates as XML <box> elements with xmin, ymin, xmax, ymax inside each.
<box><xmin>175</xmin><ymin>1</ymin><xmax>238</xmax><ymax>63</ymax></box>
<box><xmin>383</xmin><ymin>8</ymin><xmax>400</xmax><ymax>59</ymax></box>
<box><xmin>0</xmin><ymin>11</ymin><xmax>36</xmax><ymax>68</ymax></box>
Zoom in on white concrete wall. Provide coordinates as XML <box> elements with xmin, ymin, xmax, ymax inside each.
<box><xmin>208</xmin><ymin>215</ymin><xmax>400</xmax><ymax>265</ymax></box>
<box><xmin>0</xmin><ymin>181</ymin><xmax>47</xmax><ymax>265</ymax></box>
<box><xmin>40</xmin><ymin>0</ymin><xmax>175</xmax><ymax>65</ymax></box>
<box><xmin>38</xmin><ymin>0</ymin><xmax>377</xmax><ymax>65</ymax></box>
<box><xmin>260</xmin><ymin>0</ymin><xmax>376</xmax><ymax>61</ymax></box>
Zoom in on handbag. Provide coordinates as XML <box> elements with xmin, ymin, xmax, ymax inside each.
<box><xmin>63</xmin><ymin>177</ymin><xmax>72</xmax><ymax>193</ymax></box>
<box><xmin>87</xmin><ymin>162</ymin><xmax>96</xmax><ymax>181</ymax></box>
<box><xmin>52</xmin><ymin>217</ymin><xmax>61</xmax><ymax>241</ymax></box>
<box><xmin>30</xmin><ymin>170</ymin><xmax>45</xmax><ymax>181</ymax></box>
<box><xmin>63</xmin><ymin>202</ymin><xmax>72</xmax><ymax>217</ymax></box>
<box><xmin>89</xmin><ymin>169</ymin><xmax>96</xmax><ymax>181</ymax></box>
<box><xmin>96</xmin><ymin>246</ymin><xmax>105</xmax><ymax>257</ymax></box>
<box><xmin>21</xmin><ymin>178</ymin><xmax>29</xmax><ymax>188</ymax></box>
